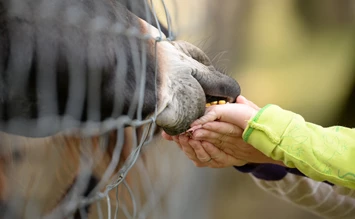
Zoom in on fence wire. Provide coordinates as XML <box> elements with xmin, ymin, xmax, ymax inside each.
<box><xmin>0</xmin><ymin>0</ymin><xmax>178</xmax><ymax>218</ymax></box>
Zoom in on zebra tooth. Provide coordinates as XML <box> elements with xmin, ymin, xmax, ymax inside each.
<box><xmin>206</xmin><ymin>100</ymin><xmax>228</xmax><ymax>107</ymax></box>
<box><xmin>218</xmin><ymin>100</ymin><xmax>226</xmax><ymax>105</ymax></box>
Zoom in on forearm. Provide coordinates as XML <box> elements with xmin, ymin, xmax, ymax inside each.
<box><xmin>251</xmin><ymin>172</ymin><xmax>355</xmax><ymax>219</ymax></box>
<box><xmin>243</xmin><ymin>104</ymin><xmax>355</xmax><ymax>189</ymax></box>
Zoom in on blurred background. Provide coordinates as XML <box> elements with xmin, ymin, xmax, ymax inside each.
<box><xmin>3</xmin><ymin>1</ymin><xmax>355</xmax><ymax>218</ymax></box>
<box><xmin>145</xmin><ymin>0</ymin><xmax>355</xmax><ymax>218</ymax></box>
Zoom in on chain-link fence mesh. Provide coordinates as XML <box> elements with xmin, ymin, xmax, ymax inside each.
<box><xmin>0</xmin><ymin>0</ymin><xmax>180</xmax><ymax>218</ymax></box>
<box><xmin>3</xmin><ymin>1</ymin><xmax>355</xmax><ymax>219</ymax></box>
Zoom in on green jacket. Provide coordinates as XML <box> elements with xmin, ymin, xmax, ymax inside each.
<box><xmin>243</xmin><ymin>104</ymin><xmax>355</xmax><ymax>189</ymax></box>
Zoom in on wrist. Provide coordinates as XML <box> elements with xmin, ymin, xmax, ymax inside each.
<box><xmin>241</xmin><ymin>108</ymin><xmax>259</xmax><ymax>130</ymax></box>
<box><xmin>266</xmin><ymin>159</ymin><xmax>286</xmax><ymax>167</ymax></box>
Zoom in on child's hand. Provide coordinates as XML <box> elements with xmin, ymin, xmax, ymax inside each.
<box><xmin>161</xmin><ymin>96</ymin><xmax>285</xmax><ymax>168</ymax></box>
<box><xmin>162</xmin><ymin>122</ymin><xmax>284</xmax><ymax>168</ymax></box>
<box><xmin>187</xmin><ymin>121</ymin><xmax>285</xmax><ymax>166</ymax></box>
<box><xmin>162</xmin><ymin>131</ymin><xmax>248</xmax><ymax>167</ymax></box>
<box><xmin>191</xmin><ymin>96</ymin><xmax>259</xmax><ymax>130</ymax></box>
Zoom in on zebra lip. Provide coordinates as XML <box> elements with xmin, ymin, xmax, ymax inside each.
<box><xmin>191</xmin><ymin>70</ymin><xmax>241</xmax><ymax>105</ymax></box>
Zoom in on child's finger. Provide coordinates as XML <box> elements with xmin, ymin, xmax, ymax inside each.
<box><xmin>199</xmin><ymin>141</ymin><xmax>230</xmax><ymax>167</ymax></box>
<box><xmin>200</xmin><ymin>141</ymin><xmax>224</xmax><ymax>160</ymax></box>
<box><xmin>179</xmin><ymin>135</ymin><xmax>199</xmax><ymax>160</ymax></box>
<box><xmin>192</xmin><ymin>129</ymin><xmax>228</xmax><ymax>141</ymax></box>
<box><xmin>192</xmin><ymin>128</ymin><xmax>242</xmax><ymax>146</ymax></box>
<box><xmin>171</xmin><ymin>135</ymin><xmax>180</xmax><ymax>143</ymax></box>
<box><xmin>178</xmin><ymin>137</ymin><xmax>209</xmax><ymax>167</ymax></box>
<box><xmin>237</xmin><ymin>95</ymin><xmax>260</xmax><ymax>110</ymax></box>
<box><xmin>189</xmin><ymin>140</ymin><xmax>213</xmax><ymax>163</ymax></box>
<box><xmin>236</xmin><ymin>95</ymin><xmax>248</xmax><ymax>104</ymax></box>
<box><xmin>199</xmin><ymin>136</ymin><xmax>245</xmax><ymax>151</ymax></box>
<box><xmin>191</xmin><ymin>104</ymin><xmax>255</xmax><ymax>129</ymax></box>
<box><xmin>170</xmin><ymin>135</ymin><xmax>182</xmax><ymax>149</ymax></box>
<box><xmin>190</xmin><ymin>106</ymin><xmax>219</xmax><ymax>127</ymax></box>
<box><xmin>200</xmin><ymin>121</ymin><xmax>243</xmax><ymax>137</ymax></box>
<box><xmin>161</xmin><ymin>131</ymin><xmax>173</xmax><ymax>141</ymax></box>
<box><xmin>201</xmin><ymin>141</ymin><xmax>247</xmax><ymax>166</ymax></box>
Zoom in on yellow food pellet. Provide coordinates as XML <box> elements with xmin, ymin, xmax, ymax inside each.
<box><xmin>205</xmin><ymin>103</ymin><xmax>211</xmax><ymax>107</ymax></box>
<box><xmin>218</xmin><ymin>100</ymin><xmax>226</xmax><ymax>105</ymax></box>
<box><xmin>211</xmin><ymin>101</ymin><xmax>218</xmax><ymax>105</ymax></box>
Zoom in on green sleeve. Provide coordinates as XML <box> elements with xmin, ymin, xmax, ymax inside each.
<box><xmin>243</xmin><ymin>104</ymin><xmax>355</xmax><ymax>189</ymax></box>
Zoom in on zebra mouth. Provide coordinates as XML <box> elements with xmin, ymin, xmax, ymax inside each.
<box><xmin>154</xmin><ymin>40</ymin><xmax>241</xmax><ymax>136</ymax></box>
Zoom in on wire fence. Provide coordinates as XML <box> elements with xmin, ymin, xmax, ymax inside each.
<box><xmin>0</xmin><ymin>0</ymin><xmax>178</xmax><ymax>218</ymax></box>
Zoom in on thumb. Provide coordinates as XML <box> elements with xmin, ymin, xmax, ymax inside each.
<box><xmin>237</xmin><ymin>95</ymin><xmax>260</xmax><ymax>110</ymax></box>
<box><xmin>236</xmin><ymin>95</ymin><xmax>248</xmax><ymax>104</ymax></box>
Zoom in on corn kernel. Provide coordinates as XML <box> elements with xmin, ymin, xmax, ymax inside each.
<box><xmin>205</xmin><ymin>103</ymin><xmax>211</xmax><ymax>107</ymax></box>
<box><xmin>218</xmin><ymin>100</ymin><xmax>226</xmax><ymax>105</ymax></box>
<box><xmin>211</xmin><ymin>101</ymin><xmax>218</xmax><ymax>105</ymax></box>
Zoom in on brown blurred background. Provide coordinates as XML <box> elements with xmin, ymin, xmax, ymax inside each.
<box><xmin>146</xmin><ymin>0</ymin><xmax>355</xmax><ymax>218</ymax></box>
<box><xmin>3</xmin><ymin>1</ymin><xmax>355</xmax><ymax>218</ymax></box>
